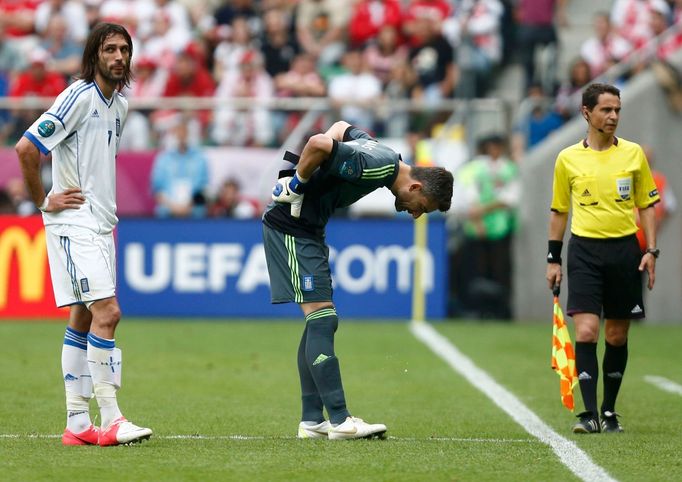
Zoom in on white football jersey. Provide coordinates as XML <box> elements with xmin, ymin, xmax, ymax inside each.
<box><xmin>24</xmin><ymin>80</ymin><xmax>128</xmax><ymax>234</ymax></box>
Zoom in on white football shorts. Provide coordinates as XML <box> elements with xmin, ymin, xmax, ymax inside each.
<box><xmin>45</xmin><ymin>225</ymin><xmax>116</xmax><ymax>308</ymax></box>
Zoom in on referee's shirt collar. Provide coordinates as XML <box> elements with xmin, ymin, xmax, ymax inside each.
<box><xmin>582</xmin><ymin>137</ymin><xmax>618</xmax><ymax>148</ymax></box>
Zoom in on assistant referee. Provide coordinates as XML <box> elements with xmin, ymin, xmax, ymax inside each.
<box><xmin>545</xmin><ymin>83</ymin><xmax>660</xmax><ymax>434</ymax></box>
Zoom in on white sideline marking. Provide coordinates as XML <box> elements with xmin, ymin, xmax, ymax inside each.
<box><xmin>410</xmin><ymin>322</ymin><xmax>616</xmax><ymax>482</ymax></box>
<box><xmin>644</xmin><ymin>375</ymin><xmax>682</xmax><ymax>396</ymax></box>
<box><xmin>0</xmin><ymin>433</ymin><xmax>536</xmax><ymax>443</ymax></box>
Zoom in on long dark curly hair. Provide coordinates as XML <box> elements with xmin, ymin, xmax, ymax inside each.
<box><xmin>79</xmin><ymin>23</ymin><xmax>133</xmax><ymax>89</ymax></box>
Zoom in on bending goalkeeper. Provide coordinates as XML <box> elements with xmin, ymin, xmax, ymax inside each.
<box><xmin>263</xmin><ymin>121</ymin><xmax>454</xmax><ymax>440</ymax></box>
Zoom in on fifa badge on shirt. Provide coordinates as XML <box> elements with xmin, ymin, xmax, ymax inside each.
<box><xmin>616</xmin><ymin>177</ymin><xmax>632</xmax><ymax>200</ymax></box>
<box><xmin>302</xmin><ymin>275</ymin><xmax>314</xmax><ymax>291</ymax></box>
<box><xmin>116</xmin><ymin>118</ymin><xmax>121</xmax><ymax>137</ymax></box>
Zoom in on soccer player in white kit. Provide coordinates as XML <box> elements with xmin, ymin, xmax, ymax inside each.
<box><xmin>15</xmin><ymin>23</ymin><xmax>152</xmax><ymax>446</ymax></box>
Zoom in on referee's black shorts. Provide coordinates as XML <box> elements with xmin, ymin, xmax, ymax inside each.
<box><xmin>567</xmin><ymin>234</ymin><xmax>645</xmax><ymax>319</ymax></box>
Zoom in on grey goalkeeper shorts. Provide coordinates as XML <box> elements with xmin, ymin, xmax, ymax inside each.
<box><xmin>262</xmin><ymin>224</ymin><xmax>333</xmax><ymax>304</ymax></box>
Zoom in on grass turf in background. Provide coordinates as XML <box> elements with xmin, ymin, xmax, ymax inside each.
<box><xmin>0</xmin><ymin>320</ymin><xmax>680</xmax><ymax>481</ymax></box>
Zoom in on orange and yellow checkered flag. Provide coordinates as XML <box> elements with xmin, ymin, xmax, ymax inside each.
<box><xmin>551</xmin><ymin>285</ymin><xmax>577</xmax><ymax>411</ymax></box>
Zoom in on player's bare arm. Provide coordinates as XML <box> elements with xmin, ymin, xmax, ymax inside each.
<box><xmin>323</xmin><ymin>120</ymin><xmax>352</xmax><ymax>141</ymax></box>
<box><xmin>546</xmin><ymin>210</ymin><xmax>568</xmax><ymax>289</ymax></box>
<box><xmin>638</xmin><ymin>205</ymin><xmax>657</xmax><ymax>290</ymax></box>
<box><xmin>295</xmin><ymin>133</ymin><xmax>335</xmax><ymax>179</ymax></box>
<box><xmin>15</xmin><ymin>136</ymin><xmax>85</xmax><ymax>212</ymax></box>
<box><xmin>272</xmin><ymin>124</ymin><xmax>339</xmax><ymax>218</ymax></box>
<box><xmin>293</xmin><ymin>120</ymin><xmax>352</xmax><ymax>181</ymax></box>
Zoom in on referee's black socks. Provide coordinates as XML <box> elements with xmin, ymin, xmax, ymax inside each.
<box><xmin>575</xmin><ymin>342</ymin><xmax>599</xmax><ymax>416</ymax></box>
<box><xmin>601</xmin><ymin>341</ymin><xmax>628</xmax><ymax>414</ymax></box>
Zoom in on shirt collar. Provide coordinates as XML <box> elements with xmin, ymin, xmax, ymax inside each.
<box><xmin>583</xmin><ymin>136</ymin><xmax>618</xmax><ymax>148</ymax></box>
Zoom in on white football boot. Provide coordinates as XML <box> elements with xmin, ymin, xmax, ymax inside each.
<box><xmin>328</xmin><ymin>416</ymin><xmax>387</xmax><ymax>440</ymax></box>
<box><xmin>99</xmin><ymin>417</ymin><xmax>153</xmax><ymax>446</ymax></box>
<box><xmin>297</xmin><ymin>420</ymin><xmax>332</xmax><ymax>439</ymax></box>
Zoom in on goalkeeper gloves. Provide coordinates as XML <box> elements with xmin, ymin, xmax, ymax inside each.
<box><xmin>272</xmin><ymin>173</ymin><xmax>308</xmax><ymax>218</ymax></box>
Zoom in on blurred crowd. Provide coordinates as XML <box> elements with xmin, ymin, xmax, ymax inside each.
<box><xmin>0</xmin><ymin>0</ymin><xmax>680</xmax><ymax>150</ymax></box>
<box><xmin>0</xmin><ymin>0</ymin><xmax>512</xmax><ymax>148</ymax></box>
<box><xmin>511</xmin><ymin>0</ymin><xmax>682</xmax><ymax>158</ymax></box>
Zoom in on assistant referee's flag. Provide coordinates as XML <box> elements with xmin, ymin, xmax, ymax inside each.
<box><xmin>551</xmin><ymin>285</ymin><xmax>577</xmax><ymax>411</ymax></box>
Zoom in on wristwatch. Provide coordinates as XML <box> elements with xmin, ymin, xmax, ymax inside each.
<box><xmin>646</xmin><ymin>248</ymin><xmax>660</xmax><ymax>258</ymax></box>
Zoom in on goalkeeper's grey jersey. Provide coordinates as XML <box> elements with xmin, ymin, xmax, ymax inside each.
<box><xmin>264</xmin><ymin>133</ymin><xmax>400</xmax><ymax>239</ymax></box>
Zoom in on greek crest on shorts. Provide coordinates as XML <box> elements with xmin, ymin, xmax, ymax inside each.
<box><xmin>302</xmin><ymin>275</ymin><xmax>314</xmax><ymax>291</ymax></box>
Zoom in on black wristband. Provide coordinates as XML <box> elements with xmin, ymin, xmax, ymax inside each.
<box><xmin>547</xmin><ymin>240</ymin><xmax>563</xmax><ymax>264</ymax></box>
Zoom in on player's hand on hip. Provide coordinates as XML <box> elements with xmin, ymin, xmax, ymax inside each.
<box><xmin>46</xmin><ymin>188</ymin><xmax>86</xmax><ymax>212</ymax></box>
<box><xmin>272</xmin><ymin>176</ymin><xmax>304</xmax><ymax>218</ymax></box>
<box><xmin>546</xmin><ymin>263</ymin><xmax>562</xmax><ymax>290</ymax></box>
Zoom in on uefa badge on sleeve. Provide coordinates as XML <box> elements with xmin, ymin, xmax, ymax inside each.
<box><xmin>38</xmin><ymin>120</ymin><xmax>55</xmax><ymax>137</ymax></box>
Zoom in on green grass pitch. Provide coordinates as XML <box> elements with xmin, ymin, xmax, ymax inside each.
<box><xmin>1</xmin><ymin>320</ymin><xmax>681</xmax><ymax>481</ymax></box>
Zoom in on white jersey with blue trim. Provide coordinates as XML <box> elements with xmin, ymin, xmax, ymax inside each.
<box><xmin>24</xmin><ymin>79</ymin><xmax>128</xmax><ymax>234</ymax></box>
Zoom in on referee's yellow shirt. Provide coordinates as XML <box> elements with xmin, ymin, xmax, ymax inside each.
<box><xmin>550</xmin><ymin>137</ymin><xmax>660</xmax><ymax>239</ymax></box>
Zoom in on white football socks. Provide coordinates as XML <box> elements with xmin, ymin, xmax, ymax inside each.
<box><xmin>87</xmin><ymin>333</ymin><xmax>123</xmax><ymax>428</ymax></box>
<box><xmin>62</xmin><ymin>327</ymin><xmax>93</xmax><ymax>433</ymax></box>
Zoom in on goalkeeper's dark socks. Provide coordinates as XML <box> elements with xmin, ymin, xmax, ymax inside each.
<box><xmin>297</xmin><ymin>325</ymin><xmax>324</xmax><ymax>422</ymax></box>
<box><xmin>312</xmin><ymin>359</ymin><xmax>349</xmax><ymax>425</ymax></box>
<box><xmin>601</xmin><ymin>340</ymin><xmax>628</xmax><ymax>414</ymax></box>
<box><xmin>305</xmin><ymin>307</ymin><xmax>350</xmax><ymax>425</ymax></box>
<box><xmin>575</xmin><ymin>341</ymin><xmax>599</xmax><ymax>416</ymax></box>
